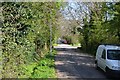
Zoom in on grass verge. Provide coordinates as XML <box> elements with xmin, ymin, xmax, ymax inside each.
<box><xmin>19</xmin><ymin>50</ymin><xmax>57</xmax><ymax>78</ymax></box>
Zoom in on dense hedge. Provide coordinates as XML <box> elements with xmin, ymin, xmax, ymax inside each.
<box><xmin>1</xmin><ymin>2</ymin><xmax>60</xmax><ymax>78</ymax></box>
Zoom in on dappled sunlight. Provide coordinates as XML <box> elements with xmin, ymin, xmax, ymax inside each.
<box><xmin>55</xmin><ymin>61</ymin><xmax>65</xmax><ymax>65</ymax></box>
<box><xmin>78</xmin><ymin>62</ymin><xmax>93</xmax><ymax>67</ymax></box>
<box><xmin>55</xmin><ymin>46</ymin><xmax>107</xmax><ymax>78</ymax></box>
<box><xmin>54</xmin><ymin>44</ymin><xmax>78</xmax><ymax>49</ymax></box>
<box><xmin>66</xmin><ymin>61</ymin><xmax>76</xmax><ymax>64</ymax></box>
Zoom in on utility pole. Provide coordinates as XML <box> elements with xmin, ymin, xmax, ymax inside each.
<box><xmin>50</xmin><ymin>11</ymin><xmax>52</xmax><ymax>55</ymax></box>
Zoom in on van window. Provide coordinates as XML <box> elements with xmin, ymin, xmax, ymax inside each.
<box><xmin>101</xmin><ymin>50</ymin><xmax>106</xmax><ymax>59</ymax></box>
<box><xmin>107</xmin><ymin>50</ymin><xmax>120</xmax><ymax>60</ymax></box>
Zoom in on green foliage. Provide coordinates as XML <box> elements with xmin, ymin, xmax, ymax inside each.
<box><xmin>19</xmin><ymin>51</ymin><xmax>57</xmax><ymax>78</ymax></box>
<box><xmin>1</xmin><ymin>2</ymin><xmax>61</xmax><ymax>78</ymax></box>
<box><xmin>79</xmin><ymin>2</ymin><xmax>120</xmax><ymax>55</ymax></box>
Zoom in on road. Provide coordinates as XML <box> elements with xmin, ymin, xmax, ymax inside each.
<box><xmin>54</xmin><ymin>44</ymin><xmax>108</xmax><ymax>80</ymax></box>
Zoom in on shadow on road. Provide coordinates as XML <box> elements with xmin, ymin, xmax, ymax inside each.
<box><xmin>54</xmin><ymin>44</ymin><xmax>109</xmax><ymax>79</ymax></box>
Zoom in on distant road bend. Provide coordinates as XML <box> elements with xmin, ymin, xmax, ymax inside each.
<box><xmin>54</xmin><ymin>44</ymin><xmax>108</xmax><ymax>80</ymax></box>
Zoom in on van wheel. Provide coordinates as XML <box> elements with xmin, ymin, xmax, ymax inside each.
<box><xmin>95</xmin><ymin>62</ymin><xmax>99</xmax><ymax>70</ymax></box>
<box><xmin>105</xmin><ymin>67</ymin><xmax>111</xmax><ymax>78</ymax></box>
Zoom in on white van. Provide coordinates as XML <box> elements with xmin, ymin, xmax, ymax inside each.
<box><xmin>95</xmin><ymin>44</ymin><xmax>120</xmax><ymax>78</ymax></box>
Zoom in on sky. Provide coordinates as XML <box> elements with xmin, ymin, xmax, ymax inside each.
<box><xmin>61</xmin><ymin>2</ymin><xmax>89</xmax><ymax>21</ymax></box>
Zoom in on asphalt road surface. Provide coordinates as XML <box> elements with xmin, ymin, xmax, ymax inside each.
<box><xmin>54</xmin><ymin>44</ymin><xmax>108</xmax><ymax>80</ymax></box>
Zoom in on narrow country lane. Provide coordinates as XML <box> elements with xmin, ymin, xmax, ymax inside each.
<box><xmin>54</xmin><ymin>44</ymin><xmax>108</xmax><ymax>80</ymax></box>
